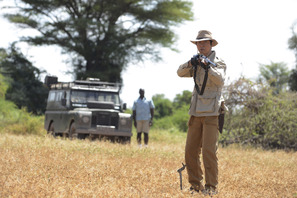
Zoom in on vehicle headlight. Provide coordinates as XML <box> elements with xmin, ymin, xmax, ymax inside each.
<box><xmin>119</xmin><ymin>113</ymin><xmax>132</xmax><ymax>127</ymax></box>
<box><xmin>82</xmin><ymin>116</ymin><xmax>90</xmax><ymax>123</ymax></box>
<box><xmin>120</xmin><ymin>118</ymin><xmax>127</xmax><ymax>125</ymax></box>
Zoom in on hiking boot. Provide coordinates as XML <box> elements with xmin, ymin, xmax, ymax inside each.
<box><xmin>202</xmin><ymin>187</ymin><xmax>218</xmax><ymax>196</ymax></box>
<box><xmin>189</xmin><ymin>186</ymin><xmax>200</xmax><ymax>194</ymax></box>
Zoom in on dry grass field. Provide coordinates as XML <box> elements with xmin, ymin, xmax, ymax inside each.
<box><xmin>0</xmin><ymin>130</ymin><xmax>296</xmax><ymax>198</ymax></box>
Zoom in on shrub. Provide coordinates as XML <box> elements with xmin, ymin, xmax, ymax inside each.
<box><xmin>0</xmin><ymin>99</ymin><xmax>45</xmax><ymax>136</ymax></box>
<box><xmin>221</xmin><ymin>78</ymin><xmax>297</xmax><ymax>150</ymax></box>
<box><xmin>153</xmin><ymin>104</ymin><xmax>190</xmax><ymax>132</ymax></box>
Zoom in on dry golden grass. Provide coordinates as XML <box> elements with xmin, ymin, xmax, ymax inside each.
<box><xmin>0</xmin><ymin>131</ymin><xmax>296</xmax><ymax>198</ymax></box>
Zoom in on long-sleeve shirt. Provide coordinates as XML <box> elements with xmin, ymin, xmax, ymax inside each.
<box><xmin>177</xmin><ymin>51</ymin><xmax>226</xmax><ymax>117</ymax></box>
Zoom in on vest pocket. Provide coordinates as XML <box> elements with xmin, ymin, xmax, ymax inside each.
<box><xmin>196</xmin><ymin>97</ymin><xmax>216</xmax><ymax>113</ymax></box>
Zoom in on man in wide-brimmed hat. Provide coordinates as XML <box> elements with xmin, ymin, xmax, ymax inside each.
<box><xmin>177</xmin><ymin>30</ymin><xmax>227</xmax><ymax>195</ymax></box>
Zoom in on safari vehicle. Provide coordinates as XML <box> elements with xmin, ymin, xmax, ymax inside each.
<box><xmin>44</xmin><ymin>76</ymin><xmax>132</xmax><ymax>143</ymax></box>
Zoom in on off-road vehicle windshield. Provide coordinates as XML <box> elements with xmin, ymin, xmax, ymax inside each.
<box><xmin>71</xmin><ymin>90</ymin><xmax>120</xmax><ymax>104</ymax></box>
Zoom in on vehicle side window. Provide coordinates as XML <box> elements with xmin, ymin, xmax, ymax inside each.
<box><xmin>66</xmin><ymin>90</ymin><xmax>70</xmax><ymax>107</ymax></box>
<box><xmin>48</xmin><ymin>91</ymin><xmax>56</xmax><ymax>102</ymax></box>
<box><xmin>56</xmin><ymin>91</ymin><xmax>63</xmax><ymax>102</ymax></box>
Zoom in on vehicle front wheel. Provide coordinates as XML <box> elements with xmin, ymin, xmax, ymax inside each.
<box><xmin>69</xmin><ymin>122</ymin><xmax>84</xmax><ymax>139</ymax></box>
<box><xmin>69</xmin><ymin>122</ymin><xmax>78</xmax><ymax>139</ymax></box>
<box><xmin>119</xmin><ymin>136</ymin><xmax>131</xmax><ymax>144</ymax></box>
<box><xmin>48</xmin><ymin>122</ymin><xmax>55</xmax><ymax>137</ymax></box>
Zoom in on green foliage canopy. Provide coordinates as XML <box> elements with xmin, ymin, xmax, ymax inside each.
<box><xmin>258</xmin><ymin>62</ymin><xmax>289</xmax><ymax>94</ymax></box>
<box><xmin>151</xmin><ymin>90</ymin><xmax>191</xmax><ymax>132</ymax></box>
<box><xmin>288</xmin><ymin>69</ymin><xmax>297</xmax><ymax>91</ymax></box>
<box><xmin>0</xmin><ymin>73</ymin><xmax>8</xmax><ymax>100</ymax></box>
<box><xmin>4</xmin><ymin>0</ymin><xmax>193</xmax><ymax>82</ymax></box>
<box><xmin>152</xmin><ymin>94</ymin><xmax>173</xmax><ymax>119</ymax></box>
<box><xmin>0</xmin><ymin>44</ymin><xmax>48</xmax><ymax>114</ymax></box>
<box><xmin>288</xmin><ymin>21</ymin><xmax>297</xmax><ymax>91</ymax></box>
<box><xmin>288</xmin><ymin>22</ymin><xmax>297</xmax><ymax>60</ymax></box>
<box><xmin>0</xmin><ymin>72</ymin><xmax>45</xmax><ymax>135</ymax></box>
<box><xmin>173</xmin><ymin>90</ymin><xmax>191</xmax><ymax>109</ymax></box>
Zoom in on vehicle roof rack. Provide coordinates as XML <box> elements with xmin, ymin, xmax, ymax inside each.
<box><xmin>74</xmin><ymin>79</ymin><xmax>121</xmax><ymax>87</ymax></box>
<box><xmin>49</xmin><ymin>78</ymin><xmax>122</xmax><ymax>91</ymax></box>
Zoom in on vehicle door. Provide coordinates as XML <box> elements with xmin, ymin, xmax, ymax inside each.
<box><xmin>60</xmin><ymin>90</ymin><xmax>72</xmax><ymax>133</ymax></box>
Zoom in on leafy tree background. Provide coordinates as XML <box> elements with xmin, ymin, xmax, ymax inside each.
<box><xmin>173</xmin><ymin>90</ymin><xmax>192</xmax><ymax>109</ymax></box>
<box><xmin>0</xmin><ymin>73</ymin><xmax>8</xmax><ymax>100</ymax></box>
<box><xmin>288</xmin><ymin>21</ymin><xmax>297</xmax><ymax>91</ymax></box>
<box><xmin>4</xmin><ymin>0</ymin><xmax>193</xmax><ymax>82</ymax></box>
<box><xmin>257</xmin><ymin>62</ymin><xmax>289</xmax><ymax>94</ymax></box>
<box><xmin>152</xmin><ymin>94</ymin><xmax>173</xmax><ymax>119</ymax></box>
<box><xmin>153</xmin><ymin>92</ymin><xmax>190</xmax><ymax>133</ymax></box>
<box><xmin>0</xmin><ymin>44</ymin><xmax>48</xmax><ymax>114</ymax></box>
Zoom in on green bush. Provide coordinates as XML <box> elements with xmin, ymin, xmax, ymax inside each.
<box><xmin>252</xmin><ymin>92</ymin><xmax>297</xmax><ymax>149</ymax></box>
<box><xmin>221</xmin><ymin>79</ymin><xmax>297</xmax><ymax>150</ymax></box>
<box><xmin>0</xmin><ymin>99</ymin><xmax>46</xmax><ymax>136</ymax></box>
<box><xmin>0</xmin><ymin>74</ymin><xmax>8</xmax><ymax>99</ymax></box>
<box><xmin>153</xmin><ymin>104</ymin><xmax>190</xmax><ymax>132</ymax></box>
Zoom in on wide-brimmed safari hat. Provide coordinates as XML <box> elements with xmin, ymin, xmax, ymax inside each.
<box><xmin>190</xmin><ymin>30</ymin><xmax>218</xmax><ymax>47</ymax></box>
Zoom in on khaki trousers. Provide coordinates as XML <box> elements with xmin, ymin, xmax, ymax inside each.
<box><xmin>185</xmin><ymin>116</ymin><xmax>219</xmax><ymax>190</ymax></box>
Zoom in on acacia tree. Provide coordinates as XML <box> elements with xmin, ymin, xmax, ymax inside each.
<box><xmin>3</xmin><ymin>0</ymin><xmax>193</xmax><ymax>82</ymax></box>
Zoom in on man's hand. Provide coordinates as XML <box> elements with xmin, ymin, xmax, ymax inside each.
<box><xmin>200</xmin><ymin>59</ymin><xmax>210</xmax><ymax>70</ymax></box>
<box><xmin>149</xmin><ymin>119</ymin><xmax>153</xmax><ymax>126</ymax></box>
<box><xmin>190</xmin><ymin>54</ymin><xmax>200</xmax><ymax>66</ymax></box>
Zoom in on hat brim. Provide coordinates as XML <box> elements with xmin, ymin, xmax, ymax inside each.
<box><xmin>190</xmin><ymin>38</ymin><xmax>218</xmax><ymax>47</ymax></box>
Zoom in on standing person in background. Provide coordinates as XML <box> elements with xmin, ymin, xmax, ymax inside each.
<box><xmin>177</xmin><ymin>30</ymin><xmax>227</xmax><ymax>195</ymax></box>
<box><xmin>132</xmin><ymin>88</ymin><xmax>155</xmax><ymax>148</ymax></box>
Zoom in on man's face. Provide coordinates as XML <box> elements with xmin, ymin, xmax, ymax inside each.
<box><xmin>139</xmin><ymin>90</ymin><xmax>145</xmax><ymax>98</ymax></box>
<box><xmin>196</xmin><ymin>40</ymin><xmax>212</xmax><ymax>56</ymax></box>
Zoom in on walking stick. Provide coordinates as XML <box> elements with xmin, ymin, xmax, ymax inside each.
<box><xmin>177</xmin><ymin>163</ymin><xmax>186</xmax><ymax>190</ymax></box>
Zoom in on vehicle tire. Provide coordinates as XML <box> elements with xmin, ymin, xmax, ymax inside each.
<box><xmin>109</xmin><ymin>136</ymin><xmax>115</xmax><ymax>143</ymax></box>
<box><xmin>48</xmin><ymin>122</ymin><xmax>56</xmax><ymax>137</ymax></box>
<box><xmin>119</xmin><ymin>136</ymin><xmax>131</xmax><ymax>144</ymax></box>
<box><xmin>69</xmin><ymin>122</ymin><xmax>84</xmax><ymax>139</ymax></box>
<box><xmin>124</xmin><ymin>137</ymin><xmax>131</xmax><ymax>144</ymax></box>
<box><xmin>69</xmin><ymin>122</ymin><xmax>78</xmax><ymax>139</ymax></box>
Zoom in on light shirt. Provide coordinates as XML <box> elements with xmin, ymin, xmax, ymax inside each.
<box><xmin>177</xmin><ymin>51</ymin><xmax>226</xmax><ymax>117</ymax></box>
<box><xmin>132</xmin><ymin>97</ymin><xmax>155</xmax><ymax>121</ymax></box>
